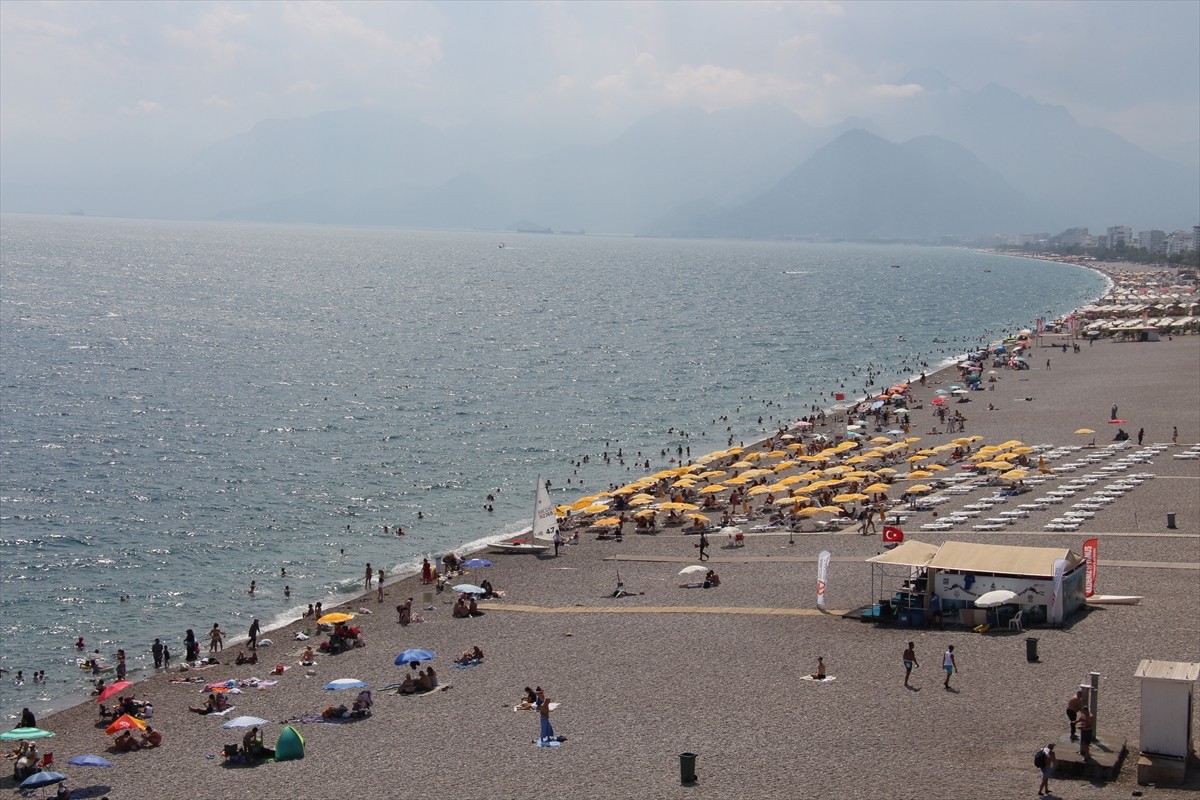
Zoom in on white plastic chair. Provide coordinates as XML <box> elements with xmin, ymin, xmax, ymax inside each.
<box><xmin>1008</xmin><ymin>611</ymin><xmax>1024</xmax><ymax>632</ymax></box>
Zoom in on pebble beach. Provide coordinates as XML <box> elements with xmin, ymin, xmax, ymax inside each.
<box><xmin>7</xmin><ymin>278</ymin><xmax>1200</xmax><ymax>800</ymax></box>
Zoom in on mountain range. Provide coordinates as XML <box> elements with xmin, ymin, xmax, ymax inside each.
<box><xmin>2</xmin><ymin>75</ymin><xmax>1196</xmax><ymax>240</ymax></box>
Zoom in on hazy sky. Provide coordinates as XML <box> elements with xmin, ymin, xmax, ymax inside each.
<box><xmin>2</xmin><ymin>0</ymin><xmax>1198</xmax><ymax>154</ymax></box>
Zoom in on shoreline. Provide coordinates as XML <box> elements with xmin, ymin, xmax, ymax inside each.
<box><xmin>12</xmin><ymin>323</ymin><xmax>1200</xmax><ymax>798</ymax></box>
<box><xmin>7</xmin><ymin>252</ymin><xmax>1124</xmax><ymax>724</ymax></box>
<box><xmin>19</xmin><ymin>260</ymin><xmax>1122</xmax><ymax>723</ymax></box>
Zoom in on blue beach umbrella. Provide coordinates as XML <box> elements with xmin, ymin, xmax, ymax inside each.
<box><xmin>395</xmin><ymin>649</ymin><xmax>436</xmax><ymax>666</ymax></box>
<box><xmin>19</xmin><ymin>770</ymin><xmax>67</xmax><ymax>790</ymax></box>
<box><xmin>324</xmin><ymin>679</ymin><xmax>368</xmax><ymax>691</ymax></box>
<box><xmin>68</xmin><ymin>754</ymin><xmax>112</xmax><ymax>768</ymax></box>
<box><xmin>462</xmin><ymin>558</ymin><xmax>493</xmax><ymax>568</ymax></box>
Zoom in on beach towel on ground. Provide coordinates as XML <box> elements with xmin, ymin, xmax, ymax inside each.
<box><xmin>513</xmin><ymin>702</ymin><xmax>561</xmax><ymax>712</ymax></box>
<box><xmin>206</xmin><ymin>706</ymin><xmax>236</xmax><ymax>716</ymax></box>
<box><xmin>452</xmin><ymin>659</ymin><xmax>482</xmax><ymax>670</ymax></box>
<box><xmin>800</xmin><ymin>675</ymin><xmax>837</xmax><ymax>683</ymax></box>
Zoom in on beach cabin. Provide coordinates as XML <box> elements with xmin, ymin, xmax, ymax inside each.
<box><xmin>1135</xmin><ymin>659</ymin><xmax>1200</xmax><ymax>785</ymax></box>
<box><xmin>864</xmin><ymin>540</ymin><xmax>1086</xmax><ymax>628</ymax></box>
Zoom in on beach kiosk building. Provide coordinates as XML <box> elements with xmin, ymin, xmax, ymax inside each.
<box><xmin>865</xmin><ymin>540</ymin><xmax>1086</xmax><ymax>627</ymax></box>
<box><xmin>1134</xmin><ymin>659</ymin><xmax>1200</xmax><ymax>785</ymax></box>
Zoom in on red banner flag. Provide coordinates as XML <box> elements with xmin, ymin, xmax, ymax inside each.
<box><xmin>1083</xmin><ymin>538</ymin><xmax>1098</xmax><ymax>597</ymax></box>
<box><xmin>882</xmin><ymin>525</ymin><xmax>904</xmax><ymax>545</ymax></box>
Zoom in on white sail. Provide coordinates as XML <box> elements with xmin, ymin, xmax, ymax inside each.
<box><xmin>532</xmin><ymin>479</ymin><xmax>559</xmax><ymax>542</ymax></box>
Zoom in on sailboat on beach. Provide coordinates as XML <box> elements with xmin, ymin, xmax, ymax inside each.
<box><xmin>489</xmin><ymin>479</ymin><xmax>555</xmax><ymax>554</ymax></box>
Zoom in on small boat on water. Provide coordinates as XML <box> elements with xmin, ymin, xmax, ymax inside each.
<box><xmin>890</xmin><ymin>264</ymin><xmax>901</xmax><ymax>269</ymax></box>
<box><xmin>489</xmin><ymin>479</ymin><xmax>556</xmax><ymax>555</ymax></box>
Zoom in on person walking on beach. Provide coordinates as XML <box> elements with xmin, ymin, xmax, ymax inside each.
<box><xmin>151</xmin><ymin>638</ymin><xmax>163</xmax><ymax>669</ymax></box>
<box><xmin>248</xmin><ymin>618</ymin><xmax>260</xmax><ymax>651</ymax></box>
<box><xmin>377</xmin><ymin>568</ymin><xmax>385</xmax><ymax>602</ymax></box>
<box><xmin>1137</xmin><ymin>428</ymin><xmax>1145</xmax><ymax>445</ymax></box>
<box><xmin>698</xmin><ymin>530</ymin><xmax>709</xmax><ymax>561</ymax></box>
<box><xmin>902</xmin><ymin>642</ymin><xmax>919</xmax><ymax>687</ymax></box>
<box><xmin>209</xmin><ymin>623</ymin><xmax>223</xmax><ymax>653</ymax></box>
<box><xmin>1036</xmin><ymin>742</ymin><xmax>1055</xmax><ymax>796</ymax></box>
<box><xmin>553</xmin><ymin>530</ymin><xmax>563</xmax><ymax>557</ymax></box>
<box><xmin>1111</xmin><ymin>403</ymin><xmax>1118</xmax><ymax>421</ymax></box>
<box><xmin>1066</xmin><ymin>689</ymin><xmax>1084</xmax><ymax>739</ymax></box>
<box><xmin>162</xmin><ymin>643</ymin><xmax>171</xmax><ymax>668</ymax></box>
<box><xmin>364</xmin><ymin>563</ymin><xmax>373</xmax><ymax>591</ymax></box>
<box><xmin>943</xmin><ymin>644</ymin><xmax>957</xmax><ymax>689</ymax></box>
<box><xmin>1173</xmin><ymin>426</ymin><xmax>1178</xmax><ymax>445</ymax></box>
<box><xmin>421</xmin><ymin>558</ymin><xmax>433</xmax><ymax>584</ymax></box>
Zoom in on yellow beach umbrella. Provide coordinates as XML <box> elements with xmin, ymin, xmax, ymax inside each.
<box><xmin>570</xmin><ymin>496</ymin><xmax>599</xmax><ymax>510</ymax></box>
<box><xmin>766</xmin><ymin>450</ymin><xmax>788</xmax><ymax>457</ymax></box>
<box><xmin>633</xmin><ymin>509</ymin><xmax>657</xmax><ymax>519</ymax></box>
<box><xmin>685</xmin><ymin>513</ymin><xmax>709</xmax><ymax>521</ymax></box>
<box><xmin>582</xmin><ymin>503</ymin><xmax>610</xmax><ymax>515</ymax></box>
<box><xmin>925</xmin><ymin>464</ymin><xmax>947</xmax><ymax>472</ymax></box>
<box><xmin>796</xmin><ymin>507</ymin><xmax>827</xmax><ymax>517</ymax></box>
<box><xmin>747</xmin><ymin>485</ymin><xmax>773</xmax><ymax>496</ymax></box>
<box><xmin>833</xmin><ymin>493</ymin><xmax>869</xmax><ymax>503</ymax></box>
<box><xmin>725</xmin><ymin>475</ymin><xmax>752</xmax><ymax>485</ymax></box>
<box><xmin>903</xmin><ymin>484</ymin><xmax>933</xmax><ymax>495</ymax></box>
<box><xmin>318</xmin><ymin>612</ymin><xmax>355</xmax><ymax>625</ymax></box>
<box><xmin>864</xmin><ymin>483</ymin><xmax>891</xmax><ymax>493</ymax></box>
<box><xmin>1075</xmin><ymin>428</ymin><xmax>1095</xmax><ymax>435</ymax></box>
<box><xmin>1000</xmin><ymin>469</ymin><xmax>1028</xmax><ymax>480</ymax></box>
<box><xmin>907</xmin><ymin>454</ymin><xmax>927</xmax><ymax>463</ymax></box>
<box><xmin>731</xmin><ymin>460</ymin><xmax>755</xmax><ymax>468</ymax></box>
<box><xmin>870</xmin><ymin>436</ymin><xmax>891</xmax><ymax>444</ymax></box>
<box><xmin>818</xmin><ymin>506</ymin><xmax>844</xmax><ymax>514</ymax></box>
<box><xmin>698</xmin><ymin>470</ymin><xmax>728</xmax><ymax>480</ymax></box>
<box><xmin>628</xmin><ymin>496</ymin><xmax>654</xmax><ymax>506</ymax></box>
<box><xmin>672</xmin><ymin>479</ymin><xmax>697</xmax><ymax>489</ymax></box>
<box><xmin>697</xmin><ymin>485</ymin><xmax>726</xmax><ymax>495</ymax></box>
<box><xmin>903</xmin><ymin>437</ymin><xmax>922</xmax><ymax>444</ymax></box>
<box><xmin>595</xmin><ymin>517</ymin><xmax>622</xmax><ymax>526</ymax></box>
<box><xmin>877</xmin><ymin>467</ymin><xmax>898</xmax><ymax>476</ymax></box>
<box><xmin>907</xmin><ymin>470</ymin><xmax>934</xmax><ymax>479</ymax></box>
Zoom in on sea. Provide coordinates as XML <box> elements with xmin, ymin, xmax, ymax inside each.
<box><xmin>0</xmin><ymin>213</ymin><xmax>1109</xmax><ymax>721</ymax></box>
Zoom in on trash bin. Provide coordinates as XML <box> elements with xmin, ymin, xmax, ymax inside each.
<box><xmin>1025</xmin><ymin>637</ymin><xmax>1039</xmax><ymax>663</ymax></box>
<box><xmin>1167</xmin><ymin>512</ymin><xmax>1177</xmax><ymax>529</ymax></box>
<box><xmin>679</xmin><ymin>752</ymin><xmax>698</xmax><ymax>784</ymax></box>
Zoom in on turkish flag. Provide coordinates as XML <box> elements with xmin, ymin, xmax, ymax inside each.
<box><xmin>882</xmin><ymin>526</ymin><xmax>904</xmax><ymax>544</ymax></box>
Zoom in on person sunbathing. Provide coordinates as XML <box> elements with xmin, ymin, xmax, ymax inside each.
<box><xmin>811</xmin><ymin>656</ymin><xmax>827</xmax><ymax>680</ymax></box>
<box><xmin>703</xmin><ymin>570</ymin><xmax>720</xmax><ymax>588</ymax></box>
<box><xmin>234</xmin><ymin>649</ymin><xmax>258</xmax><ymax>665</ymax></box>
<box><xmin>139</xmin><ymin>725</ymin><xmax>162</xmax><ymax>748</ymax></box>
<box><xmin>479</xmin><ymin>580</ymin><xmax>496</xmax><ymax>599</ymax></box>
<box><xmin>426</xmin><ymin>666</ymin><xmax>438</xmax><ymax>688</ymax></box>
<box><xmin>300</xmin><ymin>646</ymin><xmax>316</xmax><ymax>666</ymax></box>
<box><xmin>189</xmin><ymin>692</ymin><xmax>227</xmax><ymax>714</ymax></box>
<box><xmin>399</xmin><ymin>674</ymin><xmax>417</xmax><ymax>694</ymax></box>
<box><xmin>417</xmin><ymin>669</ymin><xmax>433</xmax><ymax>691</ymax></box>
<box><xmin>452</xmin><ymin>597</ymin><xmax>471</xmax><ymax>618</ymax></box>
<box><xmin>114</xmin><ymin>730</ymin><xmax>141</xmax><ymax>751</ymax></box>
<box><xmin>468</xmin><ymin>597</ymin><xmax>483</xmax><ymax>617</ymax></box>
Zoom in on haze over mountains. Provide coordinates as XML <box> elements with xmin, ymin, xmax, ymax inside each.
<box><xmin>3</xmin><ymin>74</ymin><xmax>1195</xmax><ymax>240</ymax></box>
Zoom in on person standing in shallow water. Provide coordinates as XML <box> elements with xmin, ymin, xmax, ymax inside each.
<box><xmin>248</xmin><ymin>618</ymin><xmax>260</xmax><ymax>651</ymax></box>
<box><xmin>364</xmin><ymin>563</ymin><xmax>373</xmax><ymax>591</ymax></box>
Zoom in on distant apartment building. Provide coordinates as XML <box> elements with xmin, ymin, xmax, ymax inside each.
<box><xmin>1106</xmin><ymin>225</ymin><xmax>1132</xmax><ymax>248</ymax></box>
<box><xmin>1166</xmin><ymin>229</ymin><xmax>1196</xmax><ymax>255</ymax></box>
<box><xmin>1052</xmin><ymin>227</ymin><xmax>1091</xmax><ymax>248</ymax></box>
<box><xmin>1138</xmin><ymin>229</ymin><xmax>1166</xmax><ymax>253</ymax></box>
<box><xmin>1194</xmin><ymin>225</ymin><xmax>1199</xmax><ymax>252</ymax></box>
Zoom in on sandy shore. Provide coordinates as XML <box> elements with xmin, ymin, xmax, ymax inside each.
<box><xmin>8</xmin><ymin>329</ymin><xmax>1200</xmax><ymax>799</ymax></box>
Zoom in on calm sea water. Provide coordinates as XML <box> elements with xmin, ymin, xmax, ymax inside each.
<box><xmin>0</xmin><ymin>214</ymin><xmax>1107</xmax><ymax>720</ymax></box>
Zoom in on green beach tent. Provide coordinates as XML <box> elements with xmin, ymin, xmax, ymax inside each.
<box><xmin>274</xmin><ymin>725</ymin><xmax>304</xmax><ymax>761</ymax></box>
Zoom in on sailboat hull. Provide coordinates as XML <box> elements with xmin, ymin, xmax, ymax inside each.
<box><xmin>488</xmin><ymin>543</ymin><xmax>550</xmax><ymax>554</ymax></box>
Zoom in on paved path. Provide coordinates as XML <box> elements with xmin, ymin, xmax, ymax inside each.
<box><xmin>607</xmin><ymin>554</ymin><xmax>1199</xmax><ymax>570</ymax></box>
<box><xmin>478</xmin><ymin>603</ymin><xmax>846</xmax><ymax>616</ymax></box>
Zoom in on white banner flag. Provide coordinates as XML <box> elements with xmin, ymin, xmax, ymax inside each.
<box><xmin>1049</xmin><ymin>557</ymin><xmax>1067</xmax><ymax>625</ymax></box>
<box><xmin>816</xmin><ymin>550</ymin><xmax>831</xmax><ymax>608</ymax></box>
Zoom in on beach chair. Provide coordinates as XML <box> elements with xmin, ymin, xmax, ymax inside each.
<box><xmin>36</xmin><ymin>752</ymin><xmax>52</xmax><ymax>769</ymax></box>
<box><xmin>1008</xmin><ymin>611</ymin><xmax>1025</xmax><ymax>632</ymax></box>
